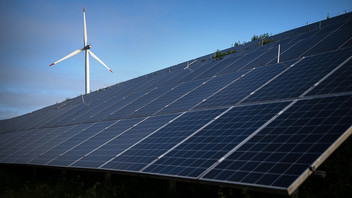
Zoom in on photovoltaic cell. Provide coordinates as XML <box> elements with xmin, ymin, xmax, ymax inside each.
<box><xmin>144</xmin><ymin>101</ymin><xmax>289</xmax><ymax>178</ymax></box>
<box><xmin>28</xmin><ymin>124</ymin><xmax>92</xmax><ymax>165</ymax></box>
<box><xmin>107</xmin><ymin>85</ymin><xmax>175</xmax><ymax>120</ymax></box>
<box><xmin>277</xmin><ymin>33</ymin><xmax>328</xmax><ymax>63</ymax></box>
<box><xmin>313</xmin><ymin>21</ymin><xmax>345</xmax><ymax>36</ymax></box>
<box><xmin>0</xmin><ymin>132</ymin><xmax>17</xmax><ymax>151</ymax></box>
<box><xmin>176</xmin><ymin>61</ymin><xmax>217</xmax><ymax>83</ymax></box>
<box><xmin>88</xmin><ymin>89</ymin><xmax>153</xmax><ymax>122</ymax></box>
<box><xmin>156</xmin><ymin>72</ymin><xmax>245</xmax><ymax>115</ymax></box>
<box><xmin>0</xmin><ymin>131</ymin><xmax>28</xmax><ymax>155</ymax></box>
<box><xmin>71</xmin><ymin>114</ymin><xmax>179</xmax><ymax>168</ymax></box>
<box><xmin>244</xmin><ymin>47</ymin><xmax>352</xmax><ymax>103</ymax></box>
<box><xmin>202</xmin><ymin>94</ymin><xmax>352</xmax><ymax>189</ymax></box>
<box><xmin>292</xmin><ymin>29</ymin><xmax>318</xmax><ymax>41</ymax></box>
<box><xmin>307</xmin><ymin>58</ymin><xmax>352</xmax><ymax>96</ymax></box>
<box><xmin>0</xmin><ymin>129</ymin><xmax>37</xmax><ymax>162</ymax></box>
<box><xmin>40</xmin><ymin>122</ymin><xmax>114</xmax><ymax>165</ymax></box>
<box><xmin>238</xmin><ymin>47</ymin><xmax>278</xmax><ymax>71</ymax></box>
<box><xmin>341</xmin><ymin>37</ymin><xmax>352</xmax><ymax>48</ymax></box>
<box><xmin>48</xmin><ymin>119</ymin><xmax>141</xmax><ymax>166</ymax></box>
<box><xmin>303</xmin><ymin>26</ymin><xmax>352</xmax><ymax>57</ymax></box>
<box><xmin>195</xmin><ymin>55</ymin><xmax>242</xmax><ymax>79</ymax></box>
<box><xmin>102</xmin><ymin>108</ymin><xmax>226</xmax><ymax>172</ymax></box>
<box><xmin>3</xmin><ymin>128</ymin><xmax>48</xmax><ymax>163</ymax></box>
<box><xmin>128</xmin><ymin>79</ymin><xmax>206</xmax><ymax>118</ymax></box>
<box><xmin>216</xmin><ymin>48</ymin><xmax>267</xmax><ymax>75</ymax></box>
<box><xmin>18</xmin><ymin>126</ymin><xmax>74</xmax><ymax>164</ymax></box>
<box><xmin>196</xmin><ymin>63</ymin><xmax>287</xmax><ymax>110</ymax></box>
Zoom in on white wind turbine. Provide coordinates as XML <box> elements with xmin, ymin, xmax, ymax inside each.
<box><xmin>49</xmin><ymin>8</ymin><xmax>113</xmax><ymax>94</ymax></box>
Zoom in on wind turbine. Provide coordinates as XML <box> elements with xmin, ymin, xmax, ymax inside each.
<box><xmin>49</xmin><ymin>8</ymin><xmax>113</xmax><ymax>94</ymax></box>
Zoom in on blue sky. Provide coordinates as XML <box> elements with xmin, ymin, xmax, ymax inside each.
<box><xmin>0</xmin><ymin>0</ymin><xmax>351</xmax><ymax>120</ymax></box>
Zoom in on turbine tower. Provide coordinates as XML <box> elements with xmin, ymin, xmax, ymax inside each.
<box><xmin>49</xmin><ymin>8</ymin><xmax>113</xmax><ymax>94</ymax></box>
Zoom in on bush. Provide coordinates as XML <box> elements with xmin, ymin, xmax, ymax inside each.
<box><xmin>213</xmin><ymin>50</ymin><xmax>224</xmax><ymax>60</ymax></box>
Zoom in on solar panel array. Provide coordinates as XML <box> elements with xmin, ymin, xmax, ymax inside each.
<box><xmin>1</xmin><ymin>13</ymin><xmax>352</xmax><ymax>195</ymax></box>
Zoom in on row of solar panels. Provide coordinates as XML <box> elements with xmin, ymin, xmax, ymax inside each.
<box><xmin>0</xmin><ymin>82</ymin><xmax>351</xmax><ymax>194</ymax></box>
<box><xmin>1</xmin><ymin>12</ymin><xmax>352</xmax><ymax>195</ymax></box>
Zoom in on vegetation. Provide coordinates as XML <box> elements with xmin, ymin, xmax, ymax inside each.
<box><xmin>212</xmin><ymin>49</ymin><xmax>237</xmax><ymax>60</ymax></box>
<box><xmin>251</xmin><ymin>33</ymin><xmax>270</xmax><ymax>41</ymax></box>
<box><xmin>305</xmin><ymin>22</ymin><xmax>311</xmax><ymax>32</ymax></box>
<box><xmin>262</xmin><ymin>38</ymin><xmax>274</xmax><ymax>45</ymax></box>
<box><xmin>213</xmin><ymin>50</ymin><xmax>225</xmax><ymax>60</ymax></box>
<box><xmin>234</xmin><ymin>41</ymin><xmax>243</xmax><ymax>47</ymax></box>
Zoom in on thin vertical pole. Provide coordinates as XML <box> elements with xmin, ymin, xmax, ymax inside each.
<box><xmin>85</xmin><ymin>50</ymin><xmax>90</xmax><ymax>94</ymax></box>
<box><xmin>277</xmin><ymin>44</ymin><xmax>281</xmax><ymax>63</ymax></box>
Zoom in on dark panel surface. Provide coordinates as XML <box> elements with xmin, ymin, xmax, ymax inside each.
<box><xmin>71</xmin><ymin>114</ymin><xmax>179</xmax><ymax>168</ymax></box>
<box><xmin>157</xmin><ymin>72</ymin><xmax>245</xmax><ymax>115</ymax></box>
<box><xmin>144</xmin><ymin>101</ymin><xmax>289</xmax><ymax>178</ymax></box>
<box><xmin>27</xmin><ymin>124</ymin><xmax>92</xmax><ymax>165</ymax></box>
<box><xmin>307</xmin><ymin>58</ymin><xmax>352</xmax><ymax>96</ymax></box>
<box><xmin>203</xmin><ymin>95</ymin><xmax>352</xmax><ymax>189</ymax></box>
<box><xmin>196</xmin><ymin>63</ymin><xmax>287</xmax><ymax>109</ymax></box>
<box><xmin>48</xmin><ymin>119</ymin><xmax>142</xmax><ymax>166</ymax></box>
<box><xmin>102</xmin><ymin>108</ymin><xmax>226</xmax><ymax>172</ymax></box>
<box><xmin>244</xmin><ymin>47</ymin><xmax>352</xmax><ymax>103</ymax></box>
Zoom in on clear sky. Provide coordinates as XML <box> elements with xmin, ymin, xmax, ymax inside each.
<box><xmin>0</xmin><ymin>0</ymin><xmax>351</xmax><ymax>120</ymax></box>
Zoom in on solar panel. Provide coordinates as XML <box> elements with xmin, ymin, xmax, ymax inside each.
<box><xmin>307</xmin><ymin>59</ymin><xmax>352</xmax><ymax>96</ymax></box>
<box><xmin>30</xmin><ymin>122</ymin><xmax>115</xmax><ymax>165</ymax></box>
<box><xmin>2</xmin><ymin>128</ymin><xmax>47</xmax><ymax>163</ymax></box>
<box><xmin>143</xmin><ymin>101</ymin><xmax>289</xmax><ymax>178</ymax></box>
<box><xmin>195</xmin><ymin>55</ymin><xmax>242</xmax><ymax>79</ymax></box>
<box><xmin>238</xmin><ymin>47</ymin><xmax>279</xmax><ymax>71</ymax></box>
<box><xmin>303</xmin><ymin>25</ymin><xmax>352</xmax><ymax>56</ymax></box>
<box><xmin>156</xmin><ymin>72</ymin><xmax>246</xmax><ymax>115</ymax></box>
<box><xmin>47</xmin><ymin>119</ymin><xmax>140</xmax><ymax>166</ymax></box>
<box><xmin>128</xmin><ymin>79</ymin><xmax>206</xmax><ymax>118</ymax></box>
<box><xmin>216</xmin><ymin>48</ymin><xmax>268</xmax><ymax>75</ymax></box>
<box><xmin>243</xmin><ymin>47</ymin><xmax>352</xmax><ymax>103</ymax></box>
<box><xmin>0</xmin><ymin>129</ymin><xmax>37</xmax><ymax>162</ymax></box>
<box><xmin>27</xmin><ymin>124</ymin><xmax>92</xmax><ymax>164</ymax></box>
<box><xmin>195</xmin><ymin>62</ymin><xmax>288</xmax><ymax>109</ymax></box>
<box><xmin>104</xmin><ymin>85</ymin><xmax>176</xmax><ymax>120</ymax></box>
<box><xmin>175</xmin><ymin>61</ymin><xmax>217</xmax><ymax>83</ymax></box>
<box><xmin>201</xmin><ymin>94</ymin><xmax>352</xmax><ymax>194</ymax></box>
<box><xmin>71</xmin><ymin>114</ymin><xmax>179</xmax><ymax>168</ymax></box>
<box><xmin>102</xmin><ymin>108</ymin><xmax>226</xmax><ymax>172</ymax></box>
<box><xmin>88</xmin><ymin>89</ymin><xmax>154</xmax><ymax>122</ymax></box>
<box><xmin>276</xmin><ymin>33</ymin><xmax>329</xmax><ymax>63</ymax></box>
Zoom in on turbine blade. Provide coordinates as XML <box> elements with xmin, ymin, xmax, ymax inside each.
<box><xmin>49</xmin><ymin>48</ymin><xmax>84</xmax><ymax>66</ymax></box>
<box><xmin>83</xmin><ymin>8</ymin><xmax>87</xmax><ymax>46</ymax></box>
<box><xmin>88</xmin><ymin>50</ymin><xmax>113</xmax><ymax>73</ymax></box>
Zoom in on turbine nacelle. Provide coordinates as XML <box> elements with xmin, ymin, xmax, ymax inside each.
<box><xmin>84</xmin><ymin>45</ymin><xmax>92</xmax><ymax>50</ymax></box>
